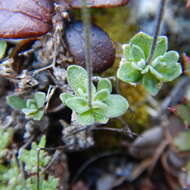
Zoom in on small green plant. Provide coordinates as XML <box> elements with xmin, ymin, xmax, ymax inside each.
<box><xmin>0</xmin><ymin>40</ymin><xmax>7</xmax><ymax>59</ymax></box>
<box><xmin>0</xmin><ymin>135</ymin><xmax>58</xmax><ymax>190</ymax></box>
<box><xmin>7</xmin><ymin>91</ymin><xmax>46</xmax><ymax>120</ymax></box>
<box><xmin>117</xmin><ymin>32</ymin><xmax>182</xmax><ymax>95</ymax></box>
<box><xmin>60</xmin><ymin>65</ymin><xmax>129</xmax><ymax>126</ymax></box>
<box><xmin>0</xmin><ymin>128</ymin><xmax>13</xmax><ymax>158</ymax></box>
<box><xmin>18</xmin><ymin>135</ymin><xmax>50</xmax><ymax>173</ymax></box>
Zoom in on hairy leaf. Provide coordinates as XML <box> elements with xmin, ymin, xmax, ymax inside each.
<box><xmin>77</xmin><ymin>110</ymin><xmax>95</xmax><ymax>126</ymax></box>
<box><xmin>34</xmin><ymin>92</ymin><xmax>46</xmax><ymax>108</ymax></box>
<box><xmin>152</xmin><ymin>36</ymin><xmax>168</xmax><ymax>60</ymax></box>
<box><xmin>26</xmin><ymin>99</ymin><xmax>37</xmax><ymax>109</ymax></box>
<box><xmin>97</xmin><ymin>78</ymin><xmax>112</xmax><ymax>92</ymax></box>
<box><xmin>151</xmin><ymin>51</ymin><xmax>182</xmax><ymax>81</ymax></box>
<box><xmin>104</xmin><ymin>95</ymin><xmax>128</xmax><ymax>117</ymax></box>
<box><xmin>142</xmin><ymin>72</ymin><xmax>162</xmax><ymax>95</ymax></box>
<box><xmin>7</xmin><ymin>95</ymin><xmax>26</xmax><ymax>110</ymax></box>
<box><xmin>67</xmin><ymin>65</ymin><xmax>96</xmax><ymax>96</ymax></box>
<box><xmin>60</xmin><ymin>93</ymin><xmax>74</xmax><ymax>104</ymax></box>
<box><xmin>117</xmin><ymin>60</ymin><xmax>144</xmax><ymax>83</ymax></box>
<box><xmin>65</xmin><ymin>97</ymin><xmax>89</xmax><ymax>113</ymax></box>
<box><xmin>94</xmin><ymin>89</ymin><xmax>110</xmax><ymax>101</ymax></box>
<box><xmin>130</xmin><ymin>32</ymin><xmax>153</xmax><ymax>60</ymax></box>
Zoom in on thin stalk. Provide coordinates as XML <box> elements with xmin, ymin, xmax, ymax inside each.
<box><xmin>146</xmin><ymin>0</ymin><xmax>167</xmax><ymax>65</ymax></box>
<box><xmin>80</xmin><ymin>0</ymin><xmax>93</xmax><ymax>108</ymax></box>
<box><xmin>36</xmin><ymin>149</ymin><xmax>40</xmax><ymax>190</ymax></box>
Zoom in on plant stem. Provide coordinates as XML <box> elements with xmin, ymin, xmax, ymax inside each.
<box><xmin>146</xmin><ymin>0</ymin><xmax>167</xmax><ymax>65</ymax></box>
<box><xmin>81</xmin><ymin>0</ymin><xmax>93</xmax><ymax>108</ymax></box>
<box><xmin>36</xmin><ymin>149</ymin><xmax>40</xmax><ymax>190</ymax></box>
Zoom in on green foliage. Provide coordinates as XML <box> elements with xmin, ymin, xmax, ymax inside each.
<box><xmin>7</xmin><ymin>91</ymin><xmax>46</xmax><ymax>120</ymax></box>
<box><xmin>0</xmin><ymin>136</ymin><xmax>58</xmax><ymax>190</ymax></box>
<box><xmin>0</xmin><ymin>160</ymin><xmax>25</xmax><ymax>190</ymax></box>
<box><xmin>0</xmin><ymin>40</ymin><xmax>7</xmax><ymax>59</ymax></box>
<box><xmin>60</xmin><ymin>65</ymin><xmax>129</xmax><ymax>126</ymax></box>
<box><xmin>174</xmin><ymin>131</ymin><xmax>190</xmax><ymax>151</ymax></box>
<box><xmin>0</xmin><ymin>128</ymin><xmax>13</xmax><ymax>158</ymax></box>
<box><xmin>7</xmin><ymin>96</ymin><xmax>26</xmax><ymax>110</ymax></box>
<box><xmin>175</xmin><ymin>104</ymin><xmax>190</xmax><ymax>126</ymax></box>
<box><xmin>18</xmin><ymin>135</ymin><xmax>50</xmax><ymax>173</ymax></box>
<box><xmin>26</xmin><ymin>176</ymin><xmax>59</xmax><ymax>190</ymax></box>
<box><xmin>117</xmin><ymin>32</ymin><xmax>182</xmax><ymax>95</ymax></box>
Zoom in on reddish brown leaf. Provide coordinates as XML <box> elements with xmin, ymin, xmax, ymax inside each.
<box><xmin>0</xmin><ymin>0</ymin><xmax>53</xmax><ymax>38</ymax></box>
<box><xmin>0</xmin><ymin>0</ymin><xmax>128</xmax><ymax>39</ymax></box>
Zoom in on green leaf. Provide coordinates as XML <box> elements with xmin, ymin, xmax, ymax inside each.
<box><xmin>130</xmin><ymin>44</ymin><xmax>146</xmax><ymax>61</ymax></box>
<box><xmin>67</xmin><ymin>65</ymin><xmax>88</xmax><ymax>95</ymax></box>
<box><xmin>97</xmin><ymin>78</ymin><xmax>112</xmax><ymax>93</ymax></box>
<box><xmin>26</xmin><ymin>99</ymin><xmax>37</xmax><ymax>109</ymax></box>
<box><xmin>60</xmin><ymin>93</ymin><xmax>74</xmax><ymax>104</ymax></box>
<box><xmin>94</xmin><ymin>89</ymin><xmax>110</xmax><ymax>101</ymax></box>
<box><xmin>92</xmin><ymin>101</ymin><xmax>108</xmax><ymax>109</ymax></box>
<box><xmin>31</xmin><ymin>110</ymin><xmax>44</xmax><ymax>120</ymax></box>
<box><xmin>27</xmin><ymin>176</ymin><xmax>59</xmax><ymax>190</ymax></box>
<box><xmin>122</xmin><ymin>44</ymin><xmax>131</xmax><ymax>60</ymax></box>
<box><xmin>130</xmin><ymin>32</ymin><xmax>153</xmax><ymax>60</ymax></box>
<box><xmin>117</xmin><ymin>60</ymin><xmax>144</xmax><ymax>83</ymax></box>
<box><xmin>104</xmin><ymin>95</ymin><xmax>129</xmax><ymax>118</ymax></box>
<box><xmin>77</xmin><ymin>110</ymin><xmax>95</xmax><ymax>126</ymax></box>
<box><xmin>38</xmin><ymin>135</ymin><xmax>46</xmax><ymax>148</ymax></box>
<box><xmin>123</xmin><ymin>44</ymin><xmax>145</xmax><ymax>61</ymax></box>
<box><xmin>130</xmin><ymin>32</ymin><xmax>168</xmax><ymax>61</ymax></box>
<box><xmin>0</xmin><ymin>40</ymin><xmax>7</xmax><ymax>59</ymax></box>
<box><xmin>22</xmin><ymin>108</ymin><xmax>38</xmax><ymax>115</ymax></box>
<box><xmin>7</xmin><ymin>95</ymin><xmax>26</xmax><ymax>110</ymax></box>
<box><xmin>67</xmin><ymin>65</ymin><xmax>96</xmax><ymax>95</ymax></box>
<box><xmin>153</xmin><ymin>36</ymin><xmax>168</xmax><ymax>59</ymax></box>
<box><xmin>19</xmin><ymin>136</ymin><xmax>49</xmax><ymax>173</ymax></box>
<box><xmin>65</xmin><ymin>97</ymin><xmax>89</xmax><ymax>113</ymax></box>
<box><xmin>174</xmin><ymin>131</ymin><xmax>190</xmax><ymax>151</ymax></box>
<box><xmin>92</xmin><ymin>108</ymin><xmax>109</xmax><ymax>124</ymax></box>
<box><xmin>142</xmin><ymin>72</ymin><xmax>162</xmax><ymax>95</ymax></box>
<box><xmin>34</xmin><ymin>92</ymin><xmax>46</xmax><ymax>108</ymax></box>
<box><xmin>151</xmin><ymin>51</ymin><xmax>182</xmax><ymax>81</ymax></box>
<box><xmin>0</xmin><ymin>128</ymin><xmax>13</xmax><ymax>150</ymax></box>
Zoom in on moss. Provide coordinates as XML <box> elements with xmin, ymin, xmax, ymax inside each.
<box><xmin>91</xmin><ymin>7</ymin><xmax>138</xmax><ymax>43</ymax></box>
<box><xmin>120</xmin><ymin>82</ymin><xmax>149</xmax><ymax>130</ymax></box>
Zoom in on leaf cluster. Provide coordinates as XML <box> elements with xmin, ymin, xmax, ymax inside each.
<box><xmin>7</xmin><ymin>92</ymin><xmax>46</xmax><ymax>120</ymax></box>
<box><xmin>60</xmin><ymin>65</ymin><xmax>129</xmax><ymax>125</ymax></box>
<box><xmin>0</xmin><ymin>135</ymin><xmax>58</xmax><ymax>190</ymax></box>
<box><xmin>117</xmin><ymin>32</ymin><xmax>182</xmax><ymax>95</ymax></box>
<box><xmin>18</xmin><ymin>135</ymin><xmax>50</xmax><ymax>173</ymax></box>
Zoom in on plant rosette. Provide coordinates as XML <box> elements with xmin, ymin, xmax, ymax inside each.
<box><xmin>7</xmin><ymin>91</ymin><xmax>46</xmax><ymax>120</ymax></box>
<box><xmin>117</xmin><ymin>32</ymin><xmax>182</xmax><ymax>95</ymax></box>
<box><xmin>60</xmin><ymin>65</ymin><xmax>129</xmax><ymax>126</ymax></box>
